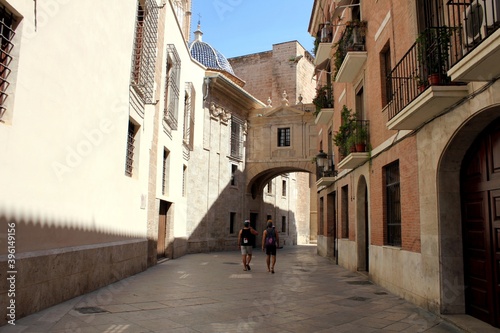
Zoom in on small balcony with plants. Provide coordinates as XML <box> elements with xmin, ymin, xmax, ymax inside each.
<box><xmin>313</xmin><ymin>22</ymin><xmax>334</xmax><ymax>66</ymax></box>
<box><xmin>312</xmin><ymin>84</ymin><xmax>334</xmax><ymax>125</ymax></box>
<box><xmin>334</xmin><ymin>20</ymin><xmax>367</xmax><ymax>83</ymax></box>
<box><xmin>386</xmin><ymin>26</ymin><xmax>468</xmax><ymax>130</ymax></box>
<box><xmin>314</xmin><ymin>150</ymin><xmax>337</xmax><ymax>188</ymax></box>
<box><xmin>333</xmin><ymin>105</ymin><xmax>370</xmax><ymax>170</ymax></box>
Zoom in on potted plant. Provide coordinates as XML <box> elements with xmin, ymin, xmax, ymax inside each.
<box><xmin>416</xmin><ymin>27</ymin><xmax>452</xmax><ymax>86</ymax></box>
<box><xmin>333</xmin><ymin>105</ymin><xmax>356</xmax><ymax>158</ymax></box>
<box><xmin>355</xmin><ymin>123</ymin><xmax>368</xmax><ymax>152</ymax></box>
<box><xmin>312</xmin><ymin>84</ymin><xmax>333</xmax><ymax>114</ymax></box>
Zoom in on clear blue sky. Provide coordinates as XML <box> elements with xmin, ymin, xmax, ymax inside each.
<box><xmin>190</xmin><ymin>0</ymin><xmax>315</xmax><ymax>59</ymax></box>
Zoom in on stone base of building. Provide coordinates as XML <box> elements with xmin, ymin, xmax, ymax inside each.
<box><xmin>0</xmin><ymin>239</ymin><xmax>147</xmax><ymax>326</ymax></box>
<box><xmin>316</xmin><ymin>235</ymin><xmax>335</xmax><ymax>258</ymax></box>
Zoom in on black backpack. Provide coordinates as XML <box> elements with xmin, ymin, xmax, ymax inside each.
<box><xmin>266</xmin><ymin>228</ymin><xmax>276</xmax><ymax>246</ymax></box>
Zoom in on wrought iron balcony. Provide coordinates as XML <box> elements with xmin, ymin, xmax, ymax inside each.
<box><xmin>446</xmin><ymin>0</ymin><xmax>500</xmax><ymax>82</ymax></box>
<box><xmin>334</xmin><ymin>21</ymin><xmax>367</xmax><ymax>82</ymax></box>
<box><xmin>314</xmin><ymin>22</ymin><xmax>334</xmax><ymax>65</ymax></box>
<box><xmin>337</xmin><ymin>120</ymin><xmax>370</xmax><ymax>170</ymax></box>
<box><xmin>386</xmin><ymin>27</ymin><xmax>469</xmax><ymax>130</ymax></box>
<box><xmin>315</xmin><ymin>154</ymin><xmax>337</xmax><ymax>188</ymax></box>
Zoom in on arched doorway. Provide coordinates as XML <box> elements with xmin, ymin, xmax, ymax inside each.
<box><xmin>460</xmin><ymin>118</ymin><xmax>500</xmax><ymax>327</ymax></box>
<box><xmin>438</xmin><ymin>106</ymin><xmax>500</xmax><ymax>327</ymax></box>
<box><xmin>357</xmin><ymin>175</ymin><xmax>369</xmax><ymax>272</ymax></box>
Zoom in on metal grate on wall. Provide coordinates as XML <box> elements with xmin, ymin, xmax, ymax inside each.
<box><xmin>125</xmin><ymin>122</ymin><xmax>135</xmax><ymax>177</ymax></box>
<box><xmin>230</xmin><ymin>115</ymin><xmax>244</xmax><ymax>160</ymax></box>
<box><xmin>0</xmin><ymin>5</ymin><xmax>15</xmax><ymax>120</ymax></box>
<box><xmin>130</xmin><ymin>0</ymin><xmax>159</xmax><ymax>104</ymax></box>
<box><xmin>164</xmin><ymin>44</ymin><xmax>181</xmax><ymax>130</ymax></box>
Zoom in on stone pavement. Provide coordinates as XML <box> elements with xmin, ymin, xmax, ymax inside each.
<box><xmin>1</xmin><ymin>245</ymin><xmax>499</xmax><ymax>333</ymax></box>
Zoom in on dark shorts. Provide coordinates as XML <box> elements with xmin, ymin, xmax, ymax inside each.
<box><xmin>265</xmin><ymin>245</ymin><xmax>277</xmax><ymax>256</ymax></box>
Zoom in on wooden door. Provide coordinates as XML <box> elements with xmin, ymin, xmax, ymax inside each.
<box><xmin>157</xmin><ymin>200</ymin><xmax>169</xmax><ymax>259</ymax></box>
<box><xmin>461</xmin><ymin>120</ymin><xmax>500</xmax><ymax>327</ymax></box>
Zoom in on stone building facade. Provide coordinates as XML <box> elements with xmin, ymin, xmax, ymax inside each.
<box><xmin>229</xmin><ymin>41</ymin><xmax>318</xmax><ymax>244</ymax></box>
<box><xmin>309</xmin><ymin>0</ymin><xmax>500</xmax><ymax>328</ymax></box>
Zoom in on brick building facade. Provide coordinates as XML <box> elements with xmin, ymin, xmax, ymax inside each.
<box><xmin>309</xmin><ymin>0</ymin><xmax>500</xmax><ymax>328</ymax></box>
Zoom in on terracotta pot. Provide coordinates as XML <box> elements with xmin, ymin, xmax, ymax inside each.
<box><xmin>355</xmin><ymin>144</ymin><xmax>366</xmax><ymax>152</ymax></box>
<box><xmin>428</xmin><ymin>73</ymin><xmax>440</xmax><ymax>86</ymax></box>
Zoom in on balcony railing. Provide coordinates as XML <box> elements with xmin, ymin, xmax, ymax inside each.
<box><xmin>446</xmin><ymin>0</ymin><xmax>500</xmax><ymax>81</ymax></box>
<box><xmin>316</xmin><ymin>153</ymin><xmax>337</xmax><ymax>187</ymax></box>
<box><xmin>387</xmin><ymin>27</ymin><xmax>457</xmax><ymax>121</ymax></box>
<box><xmin>314</xmin><ymin>22</ymin><xmax>334</xmax><ymax>65</ymax></box>
<box><xmin>334</xmin><ymin>21</ymin><xmax>367</xmax><ymax>74</ymax></box>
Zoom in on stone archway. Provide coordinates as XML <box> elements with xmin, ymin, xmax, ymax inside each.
<box><xmin>246</xmin><ymin>161</ymin><xmax>316</xmax><ymax>198</ymax></box>
<box><xmin>438</xmin><ymin>106</ymin><xmax>500</xmax><ymax>320</ymax></box>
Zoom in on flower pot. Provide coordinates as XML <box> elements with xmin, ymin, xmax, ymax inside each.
<box><xmin>355</xmin><ymin>143</ymin><xmax>366</xmax><ymax>152</ymax></box>
<box><xmin>428</xmin><ymin>73</ymin><xmax>440</xmax><ymax>86</ymax></box>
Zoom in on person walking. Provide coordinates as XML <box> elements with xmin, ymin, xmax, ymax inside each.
<box><xmin>262</xmin><ymin>220</ymin><xmax>279</xmax><ymax>274</ymax></box>
<box><xmin>238</xmin><ymin>220</ymin><xmax>258</xmax><ymax>271</ymax></box>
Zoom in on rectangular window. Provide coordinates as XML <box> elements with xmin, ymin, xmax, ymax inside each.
<box><xmin>0</xmin><ymin>5</ymin><xmax>15</xmax><ymax>122</ymax></box>
<box><xmin>282</xmin><ymin>216</ymin><xmax>286</xmax><ymax>233</ymax></box>
<box><xmin>230</xmin><ymin>212</ymin><xmax>236</xmax><ymax>234</ymax></box>
<box><xmin>267</xmin><ymin>180</ymin><xmax>272</xmax><ymax>194</ymax></box>
<box><xmin>381</xmin><ymin>44</ymin><xmax>392</xmax><ymax>107</ymax></box>
<box><xmin>125</xmin><ymin>121</ymin><xmax>137</xmax><ymax>177</ymax></box>
<box><xmin>277</xmin><ymin>128</ymin><xmax>290</xmax><ymax>147</ymax></box>
<box><xmin>183</xmin><ymin>82</ymin><xmax>195</xmax><ymax>149</ymax></box>
<box><xmin>231</xmin><ymin>164</ymin><xmax>237</xmax><ymax>186</ymax></box>
<box><xmin>162</xmin><ymin>149</ymin><xmax>170</xmax><ymax>195</ymax></box>
<box><xmin>230</xmin><ymin>115</ymin><xmax>244</xmax><ymax>159</ymax></box>
<box><xmin>164</xmin><ymin>45</ymin><xmax>181</xmax><ymax>131</ymax></box>
<box><xmin>282</xmin><ymin>179</ymin><xmax>287</xmax><ymax>197</ymax></box>
<box><xmin>131</xmin><ymin>0</ymin><xmax>159</xmax><ymax>104</ymax></box>
<box><xmin>385</xmin><ymin>161</ymin><xmax>401</xmax><ymax>246</ymax></box>
<box><xmin>341</xmin><ymin>185</ymin><xmax>349</xmax><ymax>238</ymax></box>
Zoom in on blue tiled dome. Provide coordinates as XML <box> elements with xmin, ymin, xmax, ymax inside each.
<box><xmin>189</xmin><ymin>25</ymin><xmax>235</xmax><ymax>75</ymax></box>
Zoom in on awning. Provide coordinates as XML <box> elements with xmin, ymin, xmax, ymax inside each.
<box><xmin>314</xmin><ymin>58</ymin><xmax>331</xmax><ymax>74</ymax></box>
<box><xmin>332</xmin><ymin>0</ymin><xmax>354</xmax><ymax>19</ymax></box>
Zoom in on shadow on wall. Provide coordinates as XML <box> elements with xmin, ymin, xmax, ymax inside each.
<box><xmin>0</xmin><ymin>213</ymin><xmax>147</xmax><ymax>326</ymax></box>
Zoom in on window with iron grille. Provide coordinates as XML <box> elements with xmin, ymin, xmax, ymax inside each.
<box><xmin>130</xmin><ymin>0</ymin><xmax>159</xmax><ymax>104</ymax></box>
<box><xmin>277</xmin><ymin>128</ymin><xmax>290</xmax><ymax>147</ymax></box>
<box><xmin>183</xmin><ymin>82</ymin><xmax>195</xmax><ymax>149</ymax></box>
<box><xmin>162</xmin><ymin>149</ymin><xmax>170</xmax><ymax>195</ymax></box>
<box><xmin>125</xmin><ymin>121</ymin><xmax>137</xmax><ymax>177</ymax></box>
<box><xmin>164</xmin><ymin>45</ymin><xmax>181</xmax><ymax>130</ymax></box>
<box><xmin>282</xmin><ymin>179</ymin><xmax>287</xmax><ymax>197</ymax></box>
<box><xmin>0</xmin><ymin>5</ymin><xmax>15</xmax><ymax>121</ymax></box>
<box><xmin>230</xmin><ymin>115</ymin><xmax>244</xmax><ymax>159</ymax></box>
<box><xmin>385</xmin><ymin>161</ymin><xmax>401</xmax><ymax>246</ymax></box>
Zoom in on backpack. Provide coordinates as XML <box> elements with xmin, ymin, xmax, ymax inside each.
<box><xmin>266</xmin><ymin>228</ymin><xmax>276</xmax><ymax>246</ymax></box>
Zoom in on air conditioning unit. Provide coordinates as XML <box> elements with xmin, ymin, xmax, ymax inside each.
<box><xmin>463</xmin><ymin>0</ymin><xmax>500</xmax><ymax>46</ymax></box>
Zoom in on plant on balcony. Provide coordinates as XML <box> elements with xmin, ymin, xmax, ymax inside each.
<box><xmin>355</xmin><ymin>123</ymin><xmax>368</xmax><ymax>152</ymax></box>
<box><xmin>333</xmin><ymin>20</ymin><xmax>367</xmax><ymax>76</ymax></box>
<box><xmin>333</xmin><ymin>105</ymin><xmax>356</xmax><ymax>158</ymax></box>
<box><xmin>312</xmin><ymin>84</ymin><xmax>333</xmax><ymax>114</ymax></box>
<box><xmin>416</xmin><ymin>27</ymin><xmax>452</xmax><ymax>85</ymax></box>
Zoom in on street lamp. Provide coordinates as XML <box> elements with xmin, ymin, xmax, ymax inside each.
<box><xmin>316</xmin><ymin>150</ymin><xmax>328</xmax><ymax>169</ymax></box>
